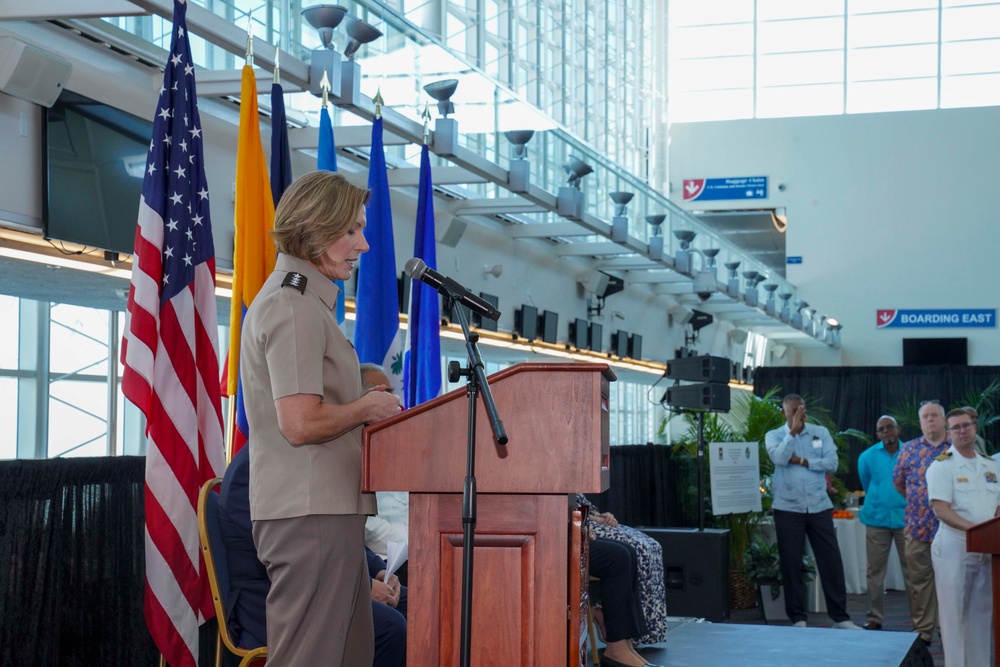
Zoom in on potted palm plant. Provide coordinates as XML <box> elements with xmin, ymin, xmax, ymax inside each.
<box><xmin>662</xmin><ymin>388</ymin><xmax>785</xmax><ymax>608</ymax></box>
<box><xmin>743</xmin><ymin>533</ymin><xmax>816</xmax><ymax>622</ymax></box>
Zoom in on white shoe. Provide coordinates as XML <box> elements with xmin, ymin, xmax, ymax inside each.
<box><xmin>832</xmin><ymin>620</ymin><xmax>863</xmax><ymax>630</ymax></box>
<box><xmin>793</xmin><ymin>620</ymin><xmax>807</xmax><ymax>627</ymax></box>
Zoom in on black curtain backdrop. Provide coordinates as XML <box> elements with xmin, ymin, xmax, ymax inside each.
<box><xmin>589</xmin><ymin>445</ymin><xmax>701</xmax><ymax>529</ymax></box>
<box><xmin>754</xmin><ymin>365</ymin><xmax>1000</xmax><ymax>490</ymax></box>
<box><xmin>0</xmin><ymin>456</ymin><xmax>218</xmax><ymax>667</ymax></box>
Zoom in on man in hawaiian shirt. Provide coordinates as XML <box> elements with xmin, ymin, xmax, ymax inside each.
<box><xmin>892</xmin><ymin>399</ymin><xmax>950</xmax><ymax>646</ymax></box>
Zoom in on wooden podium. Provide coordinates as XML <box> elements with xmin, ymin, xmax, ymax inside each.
<box><xmin>363</xmin><ymin>362</ymin><xmax>614</xmax><ymax>667</ymax></box>
<box><xmin>966</xmin><ymin>515</ymin><xmax>1000</xmax><ymax>662</ymax></box>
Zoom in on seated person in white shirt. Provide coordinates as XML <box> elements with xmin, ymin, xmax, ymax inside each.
<box><xmin>359</xmin><ymin>363</ymin><xmax>410</xmax><ymax>562</ymax></box>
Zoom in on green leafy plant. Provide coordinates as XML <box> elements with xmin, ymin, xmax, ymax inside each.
<box><xmin>743</xmin><ymin>533</ymin><xmax>816</xmax><ymax>601</ymax></box>
<box><xmin>662</xmin><ymin>387</ymin><xmax>785</xmax><ymax>570</ymax></box>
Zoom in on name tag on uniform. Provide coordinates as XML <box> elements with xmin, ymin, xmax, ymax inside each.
<box><xmin>986</xmin><ymin>472</ymin><xmax>998</xmax><ymax>484</ymax></box>
<box><xmin>957</xmin><ymin>477</ymin><xmax>970</xmax><ymax>483</ymax></box>
<box><xmin>812</xmin><ymin>436</ymin><xmax>822</xmax><ymax>450</ymax></box>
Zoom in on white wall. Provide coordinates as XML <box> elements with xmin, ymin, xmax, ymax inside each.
<box><xmin>669</xmin><ymin>106</ymin><xmax>1000</xmax><ymax>366</ymax></box>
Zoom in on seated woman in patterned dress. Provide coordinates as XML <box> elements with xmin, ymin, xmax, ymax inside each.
<box><xmin>577</xmin><ymin>494</ymin><xmax>669</xmax><ymax>646</ymax></box>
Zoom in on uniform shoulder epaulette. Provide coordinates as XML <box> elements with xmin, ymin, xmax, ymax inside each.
<box><xmin>935</xmin><ymin>451</ymin><xmax>952</xmax><ymax>461</ymax></box>
<box><xmin>281</xmin><ymin>272</ymin><xmax>307</xmax><ymax>294</ymax></box>
<box><xmin>978</xmin><ymin>451</ymin><xmax>994</xmax><ymax>460</ymax></box>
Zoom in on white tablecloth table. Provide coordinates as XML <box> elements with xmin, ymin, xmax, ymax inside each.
<box><xmin>760</xmin><ymin>512</ymin><xmax>906</xmax><ymax>613</ymax></box>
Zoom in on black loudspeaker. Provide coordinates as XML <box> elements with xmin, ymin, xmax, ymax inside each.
<box><xmin>640</xmin><ymin>527</ymin><xmax>730</xmax><ymax>622</ymax></box>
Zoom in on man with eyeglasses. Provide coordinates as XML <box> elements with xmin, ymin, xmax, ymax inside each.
<box><xmin>962</xmin><ymin>406</ymin><xmax>989</xmax><ymax>456</ymax></box>
<box><xmin>925</xmin><ymin>409</ymin><xmax>1000</xmax><ymax>667</ymax></box>
<box><xmin>857</xmin><ymin>416</ymin><xmax>910</xmax><ymax>631</ymax></box>
<box><xmin>892</xmin><ymin>399</ymin><xmax>949</xmax><ymax>646</ymax></box>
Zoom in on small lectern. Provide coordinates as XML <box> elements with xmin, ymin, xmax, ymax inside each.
<box><xmin>363</xmin><ymin>362</ymin><xmax>614</xmax><ymax>667</ymax></box>
<box><xmin>967</xmin><ymin>514</ymin><xmax>1000</xmax><ymax>662</ymax></box>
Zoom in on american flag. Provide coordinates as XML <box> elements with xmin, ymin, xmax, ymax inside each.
<box><xmin>121</xmin><ymin>1</ymin><xmax>225</xmax><ymax>665</ymax></box>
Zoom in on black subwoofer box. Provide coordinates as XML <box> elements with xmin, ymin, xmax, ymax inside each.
<box><xmin>639</xmin><ymin>527</ymin><xmax>731</xmax><ymax>622</ymax></box>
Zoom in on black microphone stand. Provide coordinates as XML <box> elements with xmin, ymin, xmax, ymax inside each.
<box><xmin>696</xmin><ymin>410</ymin><xmax>706</xmax><ymax>531</ymax></box>
<box><xmin>446</xmin><ymin>296</ymin><xmax>507</xmax><ymax>667</ymax></box>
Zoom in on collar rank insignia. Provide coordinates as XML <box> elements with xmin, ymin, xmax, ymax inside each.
<box><xmin>281</xmin><ymin>272</ymin><xmax>307</xmax><ymax>294</ymax></box>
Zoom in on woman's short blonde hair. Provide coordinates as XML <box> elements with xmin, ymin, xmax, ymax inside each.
<box><xmin>271</xmin><ymin>171</ymin><xmax>370</xmax><ymax>261</ymax></box>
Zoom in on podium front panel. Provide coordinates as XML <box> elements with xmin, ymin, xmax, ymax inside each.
<box><xmin>407</xmin><ymin>493</ymin><xmax>570</xmax><ymax>666</ymax></box>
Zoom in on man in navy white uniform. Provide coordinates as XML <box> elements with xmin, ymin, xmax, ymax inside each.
<box><xmin>927</xmin><ymin>408</ymin><xmax>1000</xmax><ymax>667</ymax></box>
<box><xmin>765</xmin><ymin>394</ymin><xmax>859</xmax><ymax>629</ymax></box>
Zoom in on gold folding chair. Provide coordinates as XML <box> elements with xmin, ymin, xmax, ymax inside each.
<box><xmin>198</xmin><ymin>478</ymin><xmax>268</xmax><ymax>667</ymax></box>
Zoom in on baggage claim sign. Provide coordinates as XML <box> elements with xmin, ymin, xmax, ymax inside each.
<box><xmin>877</xmin><ymin>309</ymin><xmax>997</xmax><ymax>329</ymax></box>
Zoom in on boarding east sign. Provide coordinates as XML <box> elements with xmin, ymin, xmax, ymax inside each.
<box><xmin>876</xmin><ymin>309</ymin><xmax>997</xmax><ymax>329</ymax></box>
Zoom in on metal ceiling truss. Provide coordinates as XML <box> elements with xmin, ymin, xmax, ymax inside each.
<box><xmin>11</xmin><ymin>0</ymin><xmax>836</xmax><ymax>348</ymax></box>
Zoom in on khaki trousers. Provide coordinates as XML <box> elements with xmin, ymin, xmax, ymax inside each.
<box><xmin>253</xmin><ymin>514</ymin><xmax>373</xmax><ymax>667</ymax></box>
<box><xmin>904</xmin><ymin>534</ymin><xmax>938</xmax><ymax>641</ymax></box>
<box><xmin>864</xmin><ymin>525</ymin><xmax>910</xmax><ymax>624</ymax></box>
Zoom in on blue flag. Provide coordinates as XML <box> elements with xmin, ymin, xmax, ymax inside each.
<box><xmin>403</xmin><ymin>144</ymin><xmax>442</xmax><ymax>408</ymax></box>
<box><xmin>318</xmin><ymin>105</ymin><xmax>338</xmax><ymax>171</ymax></box>
<box><xmin>354</xmin><ymin>116</ymin><xmax>402</xmax><ymax>386</ymax></box>
<box><xmin>270</xmin><ymin>82</ymin><xmax>292</xmax><ymax>207</ymax></box>
<box><xmin>317</xmin><ymin>105</ymin><xmax>346</xmax><ymax>324</ymax></box>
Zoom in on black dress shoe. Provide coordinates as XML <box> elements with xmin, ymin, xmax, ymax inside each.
<box><xmin>861</xmin><ymin>620</ymin><xmax>882</xmax><ymax>630</ymax></box>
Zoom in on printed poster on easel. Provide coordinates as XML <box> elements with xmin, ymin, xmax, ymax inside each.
<box><xmin>710</xmin><ymin>441</ymin><xmax>762</xmax><ymax>515</ymax></box>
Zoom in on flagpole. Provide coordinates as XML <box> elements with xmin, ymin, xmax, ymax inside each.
<box><xmin>225</xmin><ymin>398</ymin><xmax>236</xmax><ymax>463</ymax></box>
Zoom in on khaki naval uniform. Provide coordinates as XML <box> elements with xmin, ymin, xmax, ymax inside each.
<box><xmin>926</xmin><ymin>446</ymin><xmax>1000</xmax><ymax>667</ymax></box>
<box><xmin>241</xmin><ymin>253</ymin><xmax>377</xmax><ymax>667</ymax></box>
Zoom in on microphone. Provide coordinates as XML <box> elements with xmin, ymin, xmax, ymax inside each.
<box><xmin>404</xmin><ymin>257</ymin><xmax>501</xmax><ymax>322</ymax></box>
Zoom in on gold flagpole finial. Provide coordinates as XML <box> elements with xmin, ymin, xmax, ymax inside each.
<box><xmin>244</xmin><ymin>14</ymin><xmax>253</xmax><ymax>67</ymax></box>
<box><xmin>273</xmin><ymin>48</ymin><xmax>280</xmax><ymax>85</ymax></box>
<box><xmin>373</xmin><ymin>88</ymin><xmax>384</xmax><ymax>119</ymax></box>
<box><xmin>421</xmin><ymin>103</ymin><xmax>431</xmax><ymax>145</ymax></box>
<box><xmin>320</xmin><ymin>69</ymin><xmax>331</xmax><ymax>108</ymax></box>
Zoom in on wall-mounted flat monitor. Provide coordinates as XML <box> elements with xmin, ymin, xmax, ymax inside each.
<box><xmin>903</xmin><ymin>337</ymin><xmax>968</xmax><ymax>366</ymax></box>
<box><xmin>515</xmin><ymin>304</ymin><xmax>538</xmax><ymax>340</ymax></box>
<box><xmin>472</xmin><ymin>292</ymin><xmax>500</xmax><ymax>332</ymax></box>
<box><xmin>629</xmin><ymin>333</ymin><xmax>643</xmax><ymax>360</ymax></box>
<box><xmin>610</xmin><ymin>330</ymin><xmax>629</xmax><ymax>358</ymax></box>
<box><xmin>540</xmin><ymin>309</ymin><xmax>559</xmax><ymax>344</ymax></box>
<box><xmin>588</xmin><ymin>322</ymin><xmax>603</xmax><ymax>352</ymax></box>
<box><xmin>568</xmin><ymin>317</ymin><xmax>588</xmax><ymax>349</ymax></box>
<box><xmin>44</xmin><ymin>91</ymin><xmax>153</xmax><ymax>256</ymax></box>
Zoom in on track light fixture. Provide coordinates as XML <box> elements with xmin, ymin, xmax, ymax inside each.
<box><xmin>423</xmin><ymin>79</ymin><xmax>459</xmax><ymax>118</ymax></box>
<box><xmin>778</xmin><ymin>292</ymin><xmax>793</xmax><ymax>322</ymax></box>
<box><xmin>302</xmin><ymin>5</ymin><xmax>348</xmax><ymax>50</ymax></box>
<box><xmin>673</xmin><ymin>229</ymin><xmax>696</xmax><ymax>250</ymax></box>
<box><xmin>505</xmin><ymin>130</ymin><xmax>534</xmax><ymax>160</ymax></box>
<box><xmin>763</xmin><ymin>283</ymin><xmax>779</xmax><ymax>316</ymax></box>
<box><xmin>343</xmin><ymin>17</ymin><xmax>381</xmax><ymax>60</ymax></box>
<box><xmin>564</xmin><ymin>157</ymin><xmax>594</xmax><ymax>189</ymax></box>
<box><xmin>610</xmin><ymin>192</ymin><xmax>633</xmax><ymax>216</ymax></box>
<box><xmin>646</xmin><ymin>214</ymin><xmax>666</xmax><ymax>237</ymax></box>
